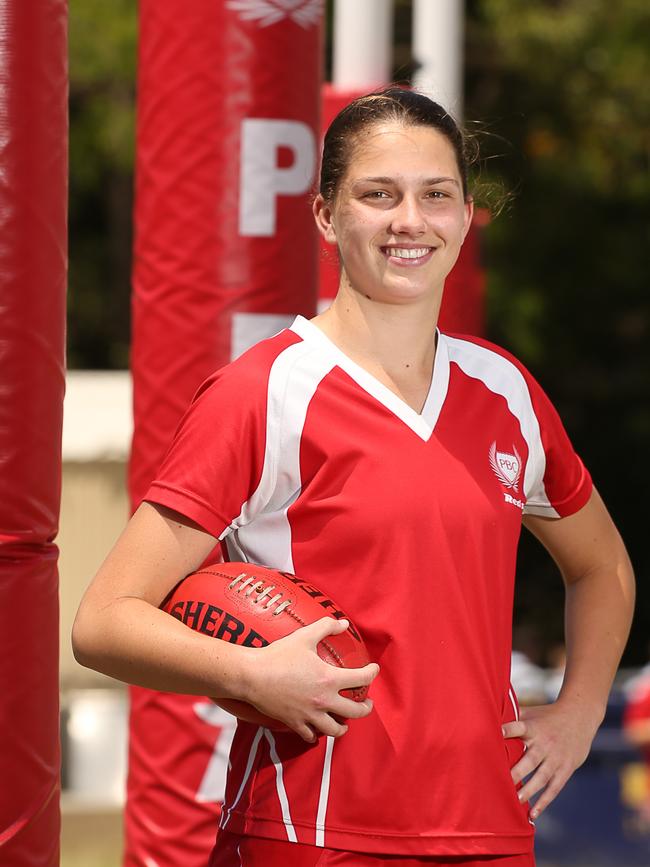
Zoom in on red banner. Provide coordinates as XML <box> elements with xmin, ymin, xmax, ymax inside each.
<box><xmin>127</xmin><ymin>2</ymin><xmax>323</xmax><ymax>864</ymax></box>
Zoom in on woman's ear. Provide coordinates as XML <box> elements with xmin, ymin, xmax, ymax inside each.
<box><xmin>461</xmin><ymin>196</ymin><xmax>475</xmax><ymax>244</ymax></box>
<box><xmin>313</xmin><ymin>194</ymin><xmax>337</xmax><ymax>244</ymax></box>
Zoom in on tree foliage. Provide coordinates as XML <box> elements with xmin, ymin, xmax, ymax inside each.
<box><xmin>68</xmin><ymin>0</ymin><xmax>137</xmax><ymax>368</ymax></box>
<box><xmin>464</xmin><ymin>0</ymin><xmax>649</xmax><ymax>659</ymax></box>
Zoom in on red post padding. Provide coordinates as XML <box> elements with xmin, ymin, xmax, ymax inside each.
<box><xmin>127</xmin><ymin>3</ymin><xmax>322</xmax><ymax>864</ymax></box>
<box><xmin>0</xmin><ymin>2</ymin><xmax>68</xmax><ymax>865</ymax></box>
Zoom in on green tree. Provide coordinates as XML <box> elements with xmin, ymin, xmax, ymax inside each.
<box><xmin>68</xmin><ymin>0</ymin><xmax>137</xmax><ymax>368</ymax></box>
<box><xmin>464</xmin><ymin>0</ymin><xmax>649</xmax><ymax>660</ymax></box>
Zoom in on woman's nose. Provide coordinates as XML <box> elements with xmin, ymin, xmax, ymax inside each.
<box><xmin>389</xmin><ymin>195</ymin><xmax>427</xmax><ymax>236</ymax></box>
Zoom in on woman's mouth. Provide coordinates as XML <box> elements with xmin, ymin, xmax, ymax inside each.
<box><xmin>381</xmin><ymin>246</ymin><xmax>436</xmax><ymax>266</ymax></box>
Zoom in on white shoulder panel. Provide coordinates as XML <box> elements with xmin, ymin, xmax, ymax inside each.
<box><xmin>221</xmin><ymin>338</ymin><xmax>336</xmax><ymax>570</ymax></box>
<box><xmin>443</xmin><ymin>335</ymin><xmax>559</xmax><ymax>517</ymax></box>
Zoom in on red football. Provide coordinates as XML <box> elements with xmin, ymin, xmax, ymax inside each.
<box><xmin>161</xmin><ymin>561</ymin><xmax>371</xmax><ymax>729</ymax></box>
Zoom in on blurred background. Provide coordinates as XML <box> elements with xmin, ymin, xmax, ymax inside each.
<box><xmin>60</xmin><ymin>0</ymin><xmax>649</xmax><ymax>864</ymax></box>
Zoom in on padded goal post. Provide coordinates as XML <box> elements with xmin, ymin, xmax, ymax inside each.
<box><xmin>0</xmin><ymin>2</ymin><xmax>68</xmax><ymax>864</ymax></box>
<box><xmin>127</xmin><ymin>2</ymin><xmax>323</xmax><ymax>864</ymax></box>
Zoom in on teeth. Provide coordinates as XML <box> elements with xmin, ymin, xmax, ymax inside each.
<box><xmin>385</xmin><ymin>247</ymin><xmax>431</xmax><ymax>259</ymax></box>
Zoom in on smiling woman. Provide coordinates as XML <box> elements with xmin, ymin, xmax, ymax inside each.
<box><xmin>315</xmin><ymin>125</ymin><xmax>471</xmax><ymax>319</ymax></box>
<box><xmin>72</xmin><ymin>88</ymin><xmax>635</xmax><ymax>867</ymax></box>
<box><xmin>311</xmin><ymin>89</ymin><xmax>475</xmax><ymax>409</ymax></box>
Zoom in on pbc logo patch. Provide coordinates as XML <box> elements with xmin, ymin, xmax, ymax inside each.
<box><xmin>489</xmin><ymin>441</ymin><xmax>522</xmax><ymax>492</ymax></box>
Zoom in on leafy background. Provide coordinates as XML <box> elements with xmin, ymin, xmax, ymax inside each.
<box><xmin>68</xmin><ymin>0</ymin><xmax>649</xmax><ymax>662</ymax></box>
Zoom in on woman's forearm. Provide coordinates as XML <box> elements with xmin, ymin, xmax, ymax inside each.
<box><xmin>72</xmin><ymin>593</ymin><xmax>379</xmax><ymax>742</ymax></box>
<box><xmin>558</xmin><ymin>554</ymin><xmax>635</xmax><ymax>723</ymax></box>
<box><xmin>72</xmin><ymin>596</ymin><xmax>251</xmax><ymax>699</ymax></box>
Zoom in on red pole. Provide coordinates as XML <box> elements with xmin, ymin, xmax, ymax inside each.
<box><xmin>127</xmin><ymin>2</ymin><xmax>322</xmax><ymax>863</ymax></box>
<box><xmin>0</xmin><ymin>2</ymin><xmax>68</xmax><ymax>865</ymax></box>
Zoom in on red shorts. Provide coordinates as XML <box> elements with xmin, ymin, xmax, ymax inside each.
<box><xmin>209</xmin><ymin>830</ymin><xmax>536</xmax><ymax>867</ymax></box>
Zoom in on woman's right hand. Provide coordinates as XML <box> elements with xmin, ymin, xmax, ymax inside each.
<box><xmin>239</xmin><ymin>617</ymin><xmax>380</xmax><ymax>742</ymax></box>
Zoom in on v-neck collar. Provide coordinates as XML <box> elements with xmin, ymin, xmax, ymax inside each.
<box><xmin>290</xmin><ymin>315</ymin><xmax>450</xmax><ymax>442</ymax></box>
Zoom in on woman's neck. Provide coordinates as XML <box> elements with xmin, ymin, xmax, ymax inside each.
<box><xmin>312</xmin><ymin>281</ymin><xmax>442</xmax><ymax>380</ymax></box>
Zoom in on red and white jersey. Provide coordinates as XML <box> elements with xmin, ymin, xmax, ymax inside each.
<box><xmin>146</xmin><ymin>315</ymin><xmax>592</xmax><ymax>857</ymax></box>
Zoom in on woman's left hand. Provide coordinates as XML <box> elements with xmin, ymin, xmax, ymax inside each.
<box><xmin>502</xmin><ymin>699</ymin><xmax>602</xmax><ymax>820</ymax></box>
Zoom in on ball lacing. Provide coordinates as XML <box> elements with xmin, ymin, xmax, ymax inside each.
<box><xmin>228</xmin><ymin>572</ymin><xmax>292</xmax><ymax>616</ymax></box>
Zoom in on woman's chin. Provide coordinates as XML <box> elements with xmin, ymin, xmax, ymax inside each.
<box><xmin>354</xmin><ymin>279</ymin><xmax>444</xmax><ymax>308</ymax></box>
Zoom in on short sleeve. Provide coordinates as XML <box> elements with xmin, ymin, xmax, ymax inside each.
<box><xmin>144</xmin><ymin>361</ymin><xmax>269</xmax><ymax>539</ymax></box>
<box><xmin>520</xmin><ymin>367</ymin><xmax>593</xmax><ymax>519</ymax></box>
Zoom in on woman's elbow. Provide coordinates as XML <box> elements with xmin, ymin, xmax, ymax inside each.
<box><xmin>71</xmin><ymin>605</ymin><xmax>100</xmax><ymax>669</ymax></box>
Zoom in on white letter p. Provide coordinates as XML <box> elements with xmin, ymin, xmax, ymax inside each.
<box><xmin>239</xmin><ymin>119</ymin><xmax>316</xmax><ymax>237</ymax></box>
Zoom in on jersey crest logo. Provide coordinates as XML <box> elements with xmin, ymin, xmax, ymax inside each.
<box><xmin>489</xmin><ymin>441</ymin><xmax>522</xmax><ymax>492</ymax></box>
<box><xmin>226</xmin><ymin>0</ymin><xmax>323</xmax><ymax>28</ymax></box>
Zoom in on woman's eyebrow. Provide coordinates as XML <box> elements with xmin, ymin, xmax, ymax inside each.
<box><xmin>354</xmin><ymin>175</ymin><xmax>460</xmax><ymax>187</ymax></box>
<box><xmin>424</xmin><ymin>177</ymin><xmax>460</xmax><ymax>187</ymax></box>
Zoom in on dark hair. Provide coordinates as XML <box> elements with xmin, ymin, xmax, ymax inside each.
<box><xmin>320</xmin><ymin>87</ymin><xmax>477</xmax><ymax>203</ymax></box>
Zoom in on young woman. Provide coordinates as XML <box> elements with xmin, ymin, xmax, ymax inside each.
<box><xmin>73</xmin><ymin>89</ymin><xmax>635</xmax><ymax>866</ymax></box>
